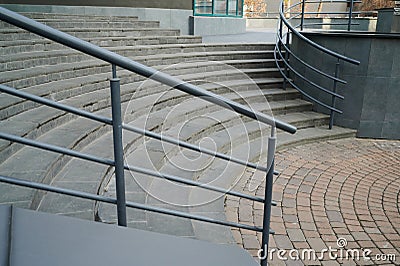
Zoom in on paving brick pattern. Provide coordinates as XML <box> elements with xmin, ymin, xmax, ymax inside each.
<box><xmin>225</xmin><ymin>138</ymin><xmax>400</xmax><ymax>265</ymax></box>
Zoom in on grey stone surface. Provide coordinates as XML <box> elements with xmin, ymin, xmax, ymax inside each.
<box><xmin>190</xmin><ymin>16</ymin><xmax>246</xmax><ymax>36</ymax></box>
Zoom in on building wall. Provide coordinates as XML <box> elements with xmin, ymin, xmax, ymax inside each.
<box><xmin>1</xmin><ymin>4</ymin><xmax>193</xmax><ymax>35</ymax></box>
<box><xmin>0</xmin><ymin>0</ymin><xmax>193</xmax><ymax>10</ymax></box>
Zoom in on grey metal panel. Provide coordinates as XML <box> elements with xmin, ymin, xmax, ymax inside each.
<box><xmin>0</xmin><ymin>205</ymin><xmax>11</xmax><ymax>266</ymax></box>
<box><xmin>9</xmin><ymin>207</ymin><xmax>258</xmax><ymax>266</ymax></box>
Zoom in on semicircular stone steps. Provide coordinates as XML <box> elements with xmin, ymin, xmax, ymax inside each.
<box><xmin>0</xmin><ymin>12</ymin><xmax>356</xmax><ymax>243</ymax></box>
<box><xmin>0</xmin><ymin>75</ymin><xmax>310</xmax><ymax>209</ymax></box>
<box><xmin>0</xmin><ymin>44</ymin><xmax>279</xmax><ymax>145</ymax></box>
<box><xmin>0</xmin><ymin>59</ymin><xmax>285</xmax><ymax>162</ymax></box>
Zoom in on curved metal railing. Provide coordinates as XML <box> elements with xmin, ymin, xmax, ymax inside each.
<box><xmin>0</xmin><ymin>7</ymin><xmax>296</xmax><ymax>265</ymax></box>
<box><xmin>275</xmin><ymin>0</ymin><xmax>361</xmax><ymax>129</ymax></box>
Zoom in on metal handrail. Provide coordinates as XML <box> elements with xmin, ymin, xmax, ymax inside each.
<box><xmin>273</xmin><ymin>48</ymin><xmax>343</xmax><ymax>114</ymax></box>
<box><xmin>0</xmin><ymin>7</ymin><xmax>296</xmax><ymax>134</ymax></box>
<box><xmin>279</xmin><ymin>4</ymin><xmax>360</xmax><ymax>65</ymax></box>
<box><xmin>0</xmin><ymin>8</ymin><xmax>291</xmax><ymax>266</ymax></box>
<box><xmin>276</xmin><ymin>35</ymin><xmax>347</xmax><ymax>94</ymax></box>
<box><xmin>275</xmin><ymin>0</ymin><xmax>361</xmax><ymax>129</ymax></box>
<box><xmin>0</xmin><ymin>174</ymin><xmax>266</xmax><ymax>232</ymax></box>
<box><xmin>276</xmin><ymin>34</ymin><xmax>347</xmax><ymax>84</ymax></box>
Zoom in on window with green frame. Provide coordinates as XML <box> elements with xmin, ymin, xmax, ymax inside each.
<box><xmin>193</xmin><ymin>0</ymin><xmax>244</xmax><ymax>17</ymax></box>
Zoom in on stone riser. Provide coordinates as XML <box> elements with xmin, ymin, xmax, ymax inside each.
<box><xmin>1</xmin><ymin>20</ymin><xmax>160</xmax><ymax>29</ymax></box>
<box><xmin>2</xmin><ymin>47</ymin><xmax>273</xmax><ymax>72</ymax></box>
<box><xmin>0</xmin><ymin>81</ymin><xmax>304</xmax><ymax>162</ymax></box>
<box><xmin>20</xmin><ymin>12</ymin><xmax>139</xmax><ymax>21</ymax></box>
<box><xmin>0</xmin><ymin>28</ymin><xmax>180</xmax><ymax>41</ymax></box>
<box><xmin>0</xmin><ymin>36</ymin><xmax>203</xmax><ymax>53</ymax></box>
<box><xmin>1</xmin><ymin>64</ymin><xmax>283</xmax><ymax>123</ymax></box>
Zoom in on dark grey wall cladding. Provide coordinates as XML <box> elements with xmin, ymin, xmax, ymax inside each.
<box><xmin>0</xmin><ymin>0</ymin><xmax>193</xmax><ymax>10</ymax></box>
<box><xmin>291</xmin><ymin>32</ymin><xmax>400</xmax><ymax>140</ymax></box>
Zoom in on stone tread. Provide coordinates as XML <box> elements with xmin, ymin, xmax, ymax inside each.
<box><xmin>0</xmin><ymin>85</ymin><xmax>315</xmax><ymax>202</ymax></box>
<box><xmin>0</xmin><ymin>27</ymin><xmax>180</xmax><ymax>34</ymax></box>
<box><xmin>1</xmin><ymin>49</ymin><xmax>275</xmax><ymax>73</ymax></box>
<box><xmin>19</xmin><ymin>12</ymin><xmax>139</xmax><ymax>20</ymax></box>
<box><xmin>0</xmin><ymin>84</ymin><xmax>310</xmax><ymax>163</ymax></box>
<box><xmin>1</xmin><ymin>44</ymin><xmax>273</xmax><ymax>64</ymax></box>
<box><xmin>1</xmin><ymin>66</ymin><xmax>284</xmax><ymax>122</ymax></box>
<box><xmin>1</xmin><ymin>57</ymin><xmax>278</xmax><ymax>85</ymax></box>
<box><xmin>0</xmin><ymin>35</ymin><xmax>203</xmax><ymax>49</ymax></box>
<box><xmin>1</xmin><ymin>20</ymin><xmax>161</xmax><ymax>29</ymax></box>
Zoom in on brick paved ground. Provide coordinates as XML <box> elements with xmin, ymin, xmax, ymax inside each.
<box><xmin>225</xmin><ymin>138</ymin><xmax>400</xmax><ymax>265</ymax></box>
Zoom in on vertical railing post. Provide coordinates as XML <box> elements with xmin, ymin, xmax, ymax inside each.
<box><xmin>348</xmin><ymin>0</ymin><xmax>354</xmax><ymax>31</ymax></box>
<box><xmin>300</xmin><ymin>0</ymin><xmax>306</xmax><ymax>31</ymax></box>
<box><xmin>260</xmin><ymin>126</ymin><xmax>276</xmax><ymax>266</ymax></box>
<box><xmin>110</xmin><ymin>64</ymin><xmax>127</xmax><ymax>226</ymax></box>
<box><xmin>282</xmin><ymin>30</ymin><xmax>290</xmax><ymax>90</ymax></box>
<box><xmin>329</xmin><ymin>59</ymin><xmax>340</xmax><ymax>129</ymax></box>
<box><xmin>279</xmin><ymin>14</ymin><xmax>283</xmax><ymax>51</ymax></box>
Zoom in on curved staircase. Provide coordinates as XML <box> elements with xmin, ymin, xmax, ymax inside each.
<box><xmin>0</xmin><ymin>11</ymin><xmax>355</xmax><ymax>244</ymax></box>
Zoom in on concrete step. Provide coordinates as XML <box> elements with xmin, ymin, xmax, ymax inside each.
<box><xmin>1</xmin><ymin>62</ymin><xmax>283</xmax><ymax>120</ymax></box>
<box><xmin>0</xmin><ymin>77</ymin><xmax>306</xmax><ymax>163</ymax></box>
<box><xmin>277</xmin><ymin>126</ymin><xmax>357</xmax><ymax>150</ymax></box>
<box><xmin>0</xmin><ymin>35</ymin><xmax>203</xmax><ymax>55</ymax></box>
<box><xmin>96</xmin><ymin>122</ymin><xmax>354</xmax><ymax>240</ymax></box>
<box><xmin>1</xmin><ymin>19</ymin><xmax>160</xmax><ymax>29</ymax></box>
<box><xmin>20</xmin><ymin>12</ymin><xmax>139</xmax><ymax>21</ymax></box>
<box><xmin>0</xmin><ymin>28</ymin><xmax>181</xmax><ymax>41</ymax></box>
<box><xmin>2</xmin><ymin>52</ymin><xmax>276</xmax><ymax>87</ymax></box>
<box><xmin>0</xmin><ymin>77</ymin><xmax>312</xmax><ymax>206</ymax></box>
<box><xmin>1</xmin><ymin>45</ymin><xmax>273</xmax><ymax>72</ymax></box>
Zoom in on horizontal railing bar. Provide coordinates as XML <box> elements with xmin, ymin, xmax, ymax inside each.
<box><xmin>274</xmin><ymin>51</ymin><xmax>343</xmax><ymax>114</ymax></box>
<box><xmin>286</xmin><ymin>1</ymin><xmax>361</xmax><ymax>13</ymax></box>
<box><xmin>122</xmin><ymin>123</ymin><xmax>270</xmax><ymax>173</ymax></box>
<box><xmin>276</xmin><ymin>35</ymin><xmax>347</xmax><ymax>84</ymax></box>
<box><xmin>0</xmin><ymin>7</ymin><xmax>296</xmax><ymax>134</ymax></box>
<box><xmin>123</xmin><ymin>164</ymin><xmax>266</xmax><ymax>203</ymax></box>
<box><xmin>279</xmin><ymin>6</ymin><xmax>360</xmax><ymax>65</ymax></box>
<box><xmin>301</xmin><ymin>12</ymin><xmax>361</xmax><ymax>15</ymax></box>
<box><xmin>0</xmin><ymin>84</ymin><xmax>272</xmax><ymax>173</ymax></box>
<box><xmin>298</xmin><ymin>23</ymin><xmax>360</xmax><ymax>27</ymax></box>
<box><xmin>0</xmin><ymin>132</ymin><xmax>265</xmax><ymax>203</ymax></box>
<box><xmin>299</xmin><ymin>0</ymin><xmax>362</xmax><ymax>3</ymax></box>
<box><xmin>287</xmin><ymin>13</ymin><xmax>302</xmax><ymax>22</ymax></box>
<box><xmin>0</xmin><ymin>174</ymin><xmax>264</xmax><ymax>232</ymax></box>
<box><xmin>0</xmin><ymin>84</ymin><xmax>111</xmax><ymax>125</ymax></box>
<box><xmin>275</xmin><ymin>45</ymin><xmax>345</xmax><ymax>100</ymax></box>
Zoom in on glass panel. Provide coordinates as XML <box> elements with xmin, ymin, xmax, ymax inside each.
<box><xmin>215</xmin><ymin>0</ymin><xmax>227</xmax><ymax>15</ymax></box>
<box><xmin>194</xmin><ymin>0</ymin><xmax>243</xmax><ymax>16</ymax></box>
<box><xmin>228</xmin><ymin>0</ymin><xmax>238</xmax><ymax>15</ymax></box>
<box><xmin>194</xmin><ymin>0</ymin><xmax>213</xmax><ymax>15</ymax></box>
